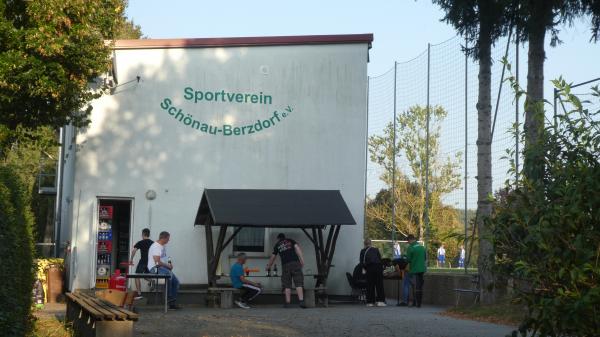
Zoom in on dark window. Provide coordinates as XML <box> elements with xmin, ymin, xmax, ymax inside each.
<box><xmin>233</xmin><ymin>227</ymin><xmax>265</xmax><ymax>252</ymax></box>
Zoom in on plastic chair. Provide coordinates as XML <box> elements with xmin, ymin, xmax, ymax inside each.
<box><xmin>346</xmin><ymin>272</ymin><xmax>366</xmax><ymax>303</ymax></box>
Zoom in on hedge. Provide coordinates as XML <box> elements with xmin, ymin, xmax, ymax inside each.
<box><xmin>0</xmin><ymin>165</ymin><xmax>35</xmax><ymax>336</ymax></box>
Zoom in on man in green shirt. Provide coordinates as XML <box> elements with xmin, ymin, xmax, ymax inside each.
<box><xmin>406</xmin><ymin>234</ymin><xmax>427</xmax><ymax>307</ymax></box>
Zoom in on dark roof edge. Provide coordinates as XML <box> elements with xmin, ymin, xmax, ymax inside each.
<box><xmin>110</xmin><ymin>34</ymin><xmax>373</xmax><ymax>50</ymax></box>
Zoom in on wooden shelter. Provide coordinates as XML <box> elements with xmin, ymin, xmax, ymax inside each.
<box><xmin>194</xmin><ymin>189</ymin><xmax>356</xmax><ymax>287</ymax></box>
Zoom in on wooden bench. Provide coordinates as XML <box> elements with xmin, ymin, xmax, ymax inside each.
<box><xmin>66</xmin><ymin>292</ymin><xmax>138</xmax><ymax>337</ymax></box>
<box><xmin>210</xmin><ymin>286</ymin><xmax>327</xmax><ymax>308</ymax></box>
<box><xmin>207</xmin><ymin>287</ymin><xmax>241</xmax><ymax>309</ymax></box>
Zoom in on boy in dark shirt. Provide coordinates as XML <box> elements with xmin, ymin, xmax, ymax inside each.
<box><xmin>130</xmin><ymin>228</ymin><xmax>153</xmax><ymax>299</ymax></box>
<box><xmin>267</xmin><ymin>233</ymin><xmax>306</xmax><ymax>308</ymax></box>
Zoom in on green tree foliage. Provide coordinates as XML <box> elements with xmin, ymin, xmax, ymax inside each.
<box><xmin>492</xmin><ymin>79</ymin><xmax>600</xmax><ymax>336</ymax></box>
<box><xmin>509</xmin><ymin>0</ymin><xmax>600</xmax><ymax>182</ymax></box>
<box><xmin>0</xmin><ymin>0</ymin><xmax>131</xmax><ymax>129</ymax></box>
<box><xmin>115</xmin><ymin>17</ymin><xmax>143</xmax><ymax>39</ymax></box>
<box><xmin>0</xmin><ymin>126</ymin><xmax>58</xmax><ymax>251</ymax></box>
<box><xmin>0</xmin><ymin>165</ymin><xmax>35</xmax><ymax>336</ymax></box>
<box><xmin>115</xmin><ymin>1</ymin><xmax>143</xmax><ymax>39</ymax></box>
<box><xmin>367</xmin><ymin>105</ymin><xmax>463</xmax><ymax>260</ymax></box>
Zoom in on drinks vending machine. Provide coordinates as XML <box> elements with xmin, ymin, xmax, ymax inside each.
<box><xmin>96</xmin><ymin>205</ymin><xmax>113</xmax><ymax>288</ymax></box>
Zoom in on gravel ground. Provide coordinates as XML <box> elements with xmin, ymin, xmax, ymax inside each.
<box><xmin>134</xmin><ymin>304</ymin><xmax>514</xmax><ymax>337</ymax></box>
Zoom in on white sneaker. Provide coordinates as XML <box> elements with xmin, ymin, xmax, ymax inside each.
<box><xmin>234</xmin><ymin>300</ymin><xmax>250</xmax><ymax>309</ymax></box>
<box><xmin>366</xmin><ymin>303</ymin><xmax>375</xmax><ymax>307</ymax></box>
<box><xmin>376</xmin><ymin>302</ymin><xmax>387</xmax><ymax>307</ymax></box>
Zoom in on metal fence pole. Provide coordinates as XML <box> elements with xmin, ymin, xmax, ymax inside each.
<box><xmin>515</xmin><ymin>32</ymin><xmax>520</xmax><ymax>184</ymax></box>
<box><xmin>424</xmin><ymin>43</ymin><xmax>431</xmax><ymax>251</ymax></box>
<box><xmin>392</xmin><ymin>62</ymin><xmax>398</xmax><ymax>244</ymax></box>
<box><xmin>464</xmin><ymin>38</ymin><xmax>468</xmax><ymax>273</ymax></box>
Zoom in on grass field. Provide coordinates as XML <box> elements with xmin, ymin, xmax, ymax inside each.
<box><xmin>427</xmin><ymin>267</ymin><xmax>478</xmax><ymax>274</ymax></box>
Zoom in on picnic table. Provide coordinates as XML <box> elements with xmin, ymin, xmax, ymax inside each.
<box><xmin>125</xmin><ymin>273</ymin><xmax>171</xmax><ymax>313</ymax></box>
<box><xmin>211</xmin><ymin>273</ymin><xmax>328</xmax><ymax>308</ymax></box>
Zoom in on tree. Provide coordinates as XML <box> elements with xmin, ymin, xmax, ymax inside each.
<box><xmin>367</xmin><ymin>105</ymin><xmax>462</xmax><ymax>246</ymax></box>
<box><xmin>0</xmin><ymin>0</ymin><xmax>131</xmax><ymax>129</ymax></box>
<box><xmin>115</xmin><ymin>1</ymin><xmax>144</xmax><ymax>39</ymax></box>
<box><xmin>433</xmin><ymin>0</ymin><xmax>511</xmax><ymax>304</ymax></box>
<box><xmin>0</xmin><ymin>165</ymin><xmax>35</xmax><ymax>336</ymax></box>
<box><xmin>492</xmin><ymin>80</ymin><xmax>600</xmax><ymax>337</ymax></box>
<box><xmin>511</xmin><ymin>1</ymin><xmax>585</xmax><ymax>182</ymax></box>
<box><xmin>115</xmin><ymin>18</ymin><xmax>144</xmax><ymax>39</ymax></box>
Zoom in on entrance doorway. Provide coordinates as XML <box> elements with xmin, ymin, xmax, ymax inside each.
<box><xmin>95</xmin><ymin>198</ymin><xmax>133</xmax><ymax>288</ymax></box>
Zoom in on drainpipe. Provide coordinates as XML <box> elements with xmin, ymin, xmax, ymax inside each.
<box><xmin>53</xmin><ymin>126</ymin><xmax>66</xmax><ymax>257</ymax></box>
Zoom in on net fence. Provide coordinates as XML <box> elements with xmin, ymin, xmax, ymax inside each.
<box><xmin>366</xmin><ymin>35</ymin><xmax>520</xmax><ymax>267</ymax></box>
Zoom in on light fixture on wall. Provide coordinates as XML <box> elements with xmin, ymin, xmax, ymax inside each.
<box><xmin>145</xmin><ymin>189</ymin><xmax>157</xmax><ymax>201</ymax></box>
<box><xmin>109</xmin><ymin>75</ymin><xmax>141</xmax><ymax>95</ymax></box>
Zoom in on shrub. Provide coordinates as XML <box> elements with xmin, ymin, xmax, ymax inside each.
<box><xmin>0</xmin><ymin>164</ymin><xmax>35</xmax><ymax>336</ymax></box>
<box><xmin>491</xmin><ymin>80</ymin><xmax>600</xmax><ymax>336</ymax></box>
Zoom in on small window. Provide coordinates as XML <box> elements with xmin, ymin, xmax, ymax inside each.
<box><xmin>233</xmin><ymin>227</ymin><xmax>265</xmax><ymax>252</ymax></box>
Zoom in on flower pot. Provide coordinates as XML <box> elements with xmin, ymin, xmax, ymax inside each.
<box><xmin>46</xmin><ymin>265</ymin><xmax>64</xmax><ymax>303</ymax></box>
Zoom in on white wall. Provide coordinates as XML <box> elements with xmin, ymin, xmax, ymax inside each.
<box><xmin>68</xmin><ymin>42</ymin><xmax>369</xmax><ymax>294</ymax></box>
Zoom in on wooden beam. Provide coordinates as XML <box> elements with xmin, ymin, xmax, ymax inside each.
<box><xmin>323</xmin><ymin>225</ymin><xmax>335</xmax><ymax>262</ymax></box>
<box><xmin>211</xmin><ymin>225</ymin><xmax>228</xmax><ymax>277</ymax></box>
<box><xmin>221</xmin><ymin>226</ymin><xmax>243</xmax><ymax>251</ymax></box>
<box><xmin>322</xmin><ymin>225</ymin><xmax>342</xmax><ymax>287</ymax></box>
<box><xmin>301</xmin><ymin>228</ymin><xmax>317</xmax><ymax>246</ymax></box>
<box><xmin>204</xmin><ymin>221</ymin><xmax>215</xmax><ymax>286</ymax></box>
<box><xmin>311</xmin><ymin>228</ymin><xmax>322</xmax><ymax>286</ymax></box>
<box><xmin>317</xmin><ymin>228</ymin><xmax>326</xmax><ymax>260</ymax></box>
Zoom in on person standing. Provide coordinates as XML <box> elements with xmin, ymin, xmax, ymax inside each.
<box><xmin>267</xmin><ymin>233</ymin><xmax>306</xmax><ymax>308</ymax></box>
<box><xmin>230</xmin><ymin>253</ymin><xmax>262</xmax><ymax>309</ymax></box>
<box><xmin>393</xmin><ymin>241</ymin><xmax>402</xmax><ymax>259</ymax></box>
<box><xmin>406</xmin><ymin>234</ymin><xmax>426</xmax><ymax>307</ymax></box>
<box><xmin>437</xmin><ymin>244</ymin><xmax>446</xmax><ymax>268</ymax></box>
<box><xmin>458</xmin><ymin>245</ymin><xmax>466</xmax><ymax>268</ymax></box>
<box><xmin>129</xmin><ymin>228</ymin><xmax>153</xmax><ymax>299</ymax></box>
<box><xmin>148</xmin><ymin>231</ymin><xmax>181</xmax><ymax>310</ymax></box>
<box><xmin>359</xmin><ymin>239</ymin><xmax>386</xmax><ymax>307</ymax></box>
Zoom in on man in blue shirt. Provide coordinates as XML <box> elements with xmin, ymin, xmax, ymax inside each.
<box><xmin>230</xmin><ymin>253</ymin><xmax>262</xmax><ymax>309</ymax></box>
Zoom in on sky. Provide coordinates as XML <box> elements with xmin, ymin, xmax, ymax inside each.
<box><xmin>126</xmin><ymin>0</ymin><xmax>600</xmax><ymax>207</ymax></box>
<box><xmin>127</xmin><ymin>0</ymin><xmax>600</xmax><ymax>85</ymax></box>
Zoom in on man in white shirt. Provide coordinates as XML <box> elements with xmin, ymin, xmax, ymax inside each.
<box><xmin>148</xmin><ymin>231</ymin><xmax>181</xmax><ymax>310</ymax></box>
<box><xmin>436</xmin><ymin>244</ymin><xmax>446</xmax><ymax>268</ymax></box>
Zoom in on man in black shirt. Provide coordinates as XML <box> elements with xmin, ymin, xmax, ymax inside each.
<box><xmin>359</xmin><ymin>239</ymin><xmax>386</xmax><ymax>306</ymax></box>
<box><xmin>267</xmin><ymin>233</ymin><xmax>306</xmax><ymax>308</ymax></box>
<box><xmin>129</xmin><ymin>228</ymin><xmax>153</xmax><ymax>299</ymax></box>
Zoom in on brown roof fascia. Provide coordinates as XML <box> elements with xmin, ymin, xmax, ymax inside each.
<box><xmin>110</xmin><ymin>34</ymin><xmax>373</xmax><ymax>50</ymax></box>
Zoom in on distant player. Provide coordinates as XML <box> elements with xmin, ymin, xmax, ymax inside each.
<box><xmin>458</xmin><ymin>245</ymin><xmax>466</xmax><ymax>268</ymax></box>
<box><xmin>437</xmin><ymin>244</ymin><xmax>446</xmax><ymax>268</ymax></box>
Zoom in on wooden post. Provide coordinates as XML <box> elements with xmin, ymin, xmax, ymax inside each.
<box><xmin>312</xmin><ymin>228</ymin><xmax>323</xmax><ymax>287</ymax></box>
<box><xmin>211</xmin><ymin>225</ymin><xmax>228</xmax><ymax>278</ymax></box>
<box><xmin>205</xmin><ymin>221</ymin><xmax>215</xmax><ymax>286</ymax></box>
<box><xmin>323</xmin><ymin>225</ymin><xmax>341</xmax><ymax>287</ymax></box>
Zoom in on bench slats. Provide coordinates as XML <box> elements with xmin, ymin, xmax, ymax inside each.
<box><xmin>79</xmin><ymin>297</ymin><xmax>117</xmax><ymax>320</ymax></box>
<box><xmin>67</xmin><ymin>292</ymin><xmax>138</xmax><ymax>321</ymax></box>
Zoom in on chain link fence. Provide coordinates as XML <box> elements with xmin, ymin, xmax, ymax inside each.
<box><xmin>366</xmin><ymin>36</ymin><xmax>520</xmax><ymax>269</ymax></box>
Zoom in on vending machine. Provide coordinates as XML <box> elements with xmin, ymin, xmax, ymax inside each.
<box><xmin>95</xmin><ymin>205</ymin><xmax>113</xmax><ymax>288</ymax></box>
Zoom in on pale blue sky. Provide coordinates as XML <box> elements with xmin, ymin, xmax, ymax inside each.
<box><xmin>127</xmin><ymin>0</ymin><xmax>600</xmax><ymax>84</ymax></box>
<box><xmin>126</xmin><ymin>0</ymin><xmax>599</xmax><ymax>207</ymax></box>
